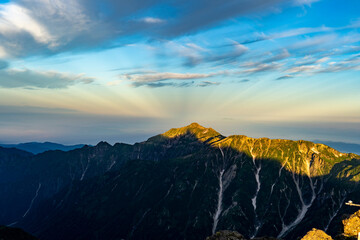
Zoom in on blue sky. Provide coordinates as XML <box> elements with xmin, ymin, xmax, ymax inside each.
<box><xmin>0</xmin><ymin>0</ymin><xmax>359</xmax><ymax>144</ymax></box>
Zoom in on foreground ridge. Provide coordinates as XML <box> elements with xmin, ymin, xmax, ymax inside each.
<box><xmin>206</xmin><ymin>209</ymin><xmax>360</xmax><ymax>240</ymax></box>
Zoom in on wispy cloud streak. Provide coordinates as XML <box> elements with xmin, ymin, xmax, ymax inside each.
<box><xmin>0</xmin><ymin>68</ymin><xmax>94</xmax><ymax>89</ymax></box>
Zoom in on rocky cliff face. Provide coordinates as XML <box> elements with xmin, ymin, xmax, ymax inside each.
<box><xmin>206</xmin><ymin>210</ymin><xmax>360</xmax><ymax>240</ymax></box>
<box><xmin>0</xmin><ymin>142</ymin><xmax>133</xmax><ymax>225</ymax></box>
<box><xmin>342</xmin><ymin>210</ymin><xmax>360</xmax><ymax>239</ymax></box>
<box><xmin>301</xmin><ymin>229</ymin><xmax>333</xmax><ymax>240</ymax></box>
<box><xmin>1</xmin><ymin>123</ymin><xmax>360</xmax><ymax>240</ymax></box>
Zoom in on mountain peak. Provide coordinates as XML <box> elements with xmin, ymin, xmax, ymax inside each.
<box><xmin>162</xmin><ymin>123</ymin><xmax>224</xmax><ymax>144</ymax></box>
<box><xmin>95</xmin><ymin>141</ymin><xmax>111</xmax><ymax>148</ymax></box>
<box><xmin>188</xmin><ymin>122</ymin><xmax>202</xmax><ymax>128</ymax></box>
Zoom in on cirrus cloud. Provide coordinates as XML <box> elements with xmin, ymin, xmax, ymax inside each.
<box><xmin>124</xmin><ymin>72</ymin><xmax>212</xmax><ymax>83</ymax></box>
<box><xmin>0</xmin><ymin>68</ymin><xmax>95</xmax><ymax>89</ymax></box>
<box><xmin>119</xmin><ymin>71</ymin><xmax>229</xmax><ymax>88</ymax></box>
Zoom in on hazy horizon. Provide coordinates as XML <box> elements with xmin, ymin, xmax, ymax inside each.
<box><xmin>1</xmin><ymin>121</ymin><xmax>359</xmax><ymax>146</ymax></box>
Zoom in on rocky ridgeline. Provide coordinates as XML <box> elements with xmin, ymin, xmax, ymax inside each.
<box><xmin>1</xmin><ymin>123</ymin><xmax>360</xmax><ymax>240</ymax></box>
<box><xmin>207</xmin><ymin>210</ymin><xmax>360</xmax><ymax>240</ymax></box>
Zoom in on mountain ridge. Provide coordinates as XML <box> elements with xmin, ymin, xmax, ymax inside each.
<box><xmin>0</xmin><ymin>142</ymin><xmax>86</xmax><ymax>154</ymax></box>
<box><xmin>157</xmin><ymin>123</ymin><xmax>359</xmax><ymax>177</ymax></box>
<box><xmin>163</xmin><ymin>123</ymin><xmax>358</xmax><ymax>157</ymax></box>
<box><xmin>314</xmin><ymin>140</ymin><xmax>360</xmax><ymax>155</ymax></box>
<box><xmin>1</xmin><ymin>123</ymin><xmax>360</xmax><ymax>240</ymax></box>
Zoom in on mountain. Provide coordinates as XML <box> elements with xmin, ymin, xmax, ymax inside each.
<box><xmin>0</xmin><ymin>142</ymin><xmax>86</xmax><ymax>154</ymax></box>
<box><xmin>0</xmin><ymin>141</ymin><xmax>131</xmax><ymax>225</ymax></box>
<box><xmin>0</xmin><ymin>147</ymin><xmax>33</xmax><ymax>183</ymax></box>
<box><xmin>0</xmin><ymin>226</ymin><xmax>38</xmax><ymax>240</ymax></box>
<box><xmin>0</xmin><ymin>146</ymin><xmax>33</xmax><ymax>161</ymax></box>
<box><xmin>206</xmin><ymin>208</ymin><xmax>360</xmax><ymax>240</ymax></box>
<box><xmin>1</xmin><ymin>123</ymin><xmax>360</xmax><ymax>240</ymax></box>
<box><xmin>314</xmin><ymin>140</ymin><xmax>360</xmax><ymax>155</ymax></box>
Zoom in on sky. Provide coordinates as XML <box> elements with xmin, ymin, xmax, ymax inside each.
<box><xmin>0</xmin><ymin>0</ymin><xmax>359</xmax><ymax>145</ymax></box>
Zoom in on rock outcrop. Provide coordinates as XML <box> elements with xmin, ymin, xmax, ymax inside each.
<box><xmin>339</xmin><ymin>210</ymin><xmax>360</xmax><ymax>239</ymax></box>
<box><xmin>301</xmin><ymin>228</ymin><xmax>333</xmax><ymax>240</ymax></box>
<box><xmin>207</xmin><ymin>208</ymin><xmax>360</xmax><ymax>240</ymax></box>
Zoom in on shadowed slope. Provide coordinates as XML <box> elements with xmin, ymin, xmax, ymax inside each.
<box><xmin>0</xmin><ymin>225</ymin><xmax>38</xmax><ymax>240</ymax></box>
<box><xmin>10</xmin><ymin>123</ymin><xmax>360</xmax><ymax>240</ymax></box>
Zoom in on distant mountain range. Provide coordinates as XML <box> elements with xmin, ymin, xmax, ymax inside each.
<box><xmin>314</xmin><ymin>140</ymin><xmax>360</xmax><ymax>155</ymax></box>
<box><xmin>1</xmin><ymin>139</ymin><xmax>358</xmax><ymax>156</ymax></box>
<box><xmin>0</xmin><ymin>142</ymin><xmax>86</xmax><ymax>154</ymax></box>
<box><xmin>0</xmin><ymin>123</ymin><xmax>359</xmax><ymax>240</ymax></box>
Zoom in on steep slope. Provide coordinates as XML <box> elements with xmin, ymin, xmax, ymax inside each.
<box><xmin>9</xmin><ymin>123</ymin><xmax>359</xmax><ymax>240</ymax></box>
<box><xmin>0</xmin><ymin>124</ymin><xmax>225</xmax><ymax>226</ymax></box>
<box><xmin>0</xmin><ymin>142</ymin><xmax>135</xmax><ymax>225</ymax></box>
<box><xmin>0</xmin><ymin>147</ymin><xmax>33</xmax><ymax>182</ymax></box>
<box><xmin>0</xmin><ymin>226</ymin><xmax>38</xmax><ymax>240</ymax></box>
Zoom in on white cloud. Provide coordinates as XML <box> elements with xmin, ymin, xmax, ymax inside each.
<box><xmin>0</xmin><ymin>68</ymin><xmax>95</xmax><ymax>89</ymax></box>
<box><xmin>262</xmin><ymin>49</ymin><xmax>290</xmax><ymax>63</ymax></box>
<box><xmin>123</xmin><ymin>72</ymin><xmax>212</xmax><ymax>83</ymax></box>
<box><xmin>272</xmin><ymin>26</ymin><xmax>331</xmax><ymax>39</ymax></box>
<box><xmin>198</xmin><ymin>81</ymin><xmax>220</xmax><ymax>87</ymax></box>
<box><xmin>286</xmin><ymin>64</ymin><xmax>321</xmax><ymax>73</ymax></box>
<box><xmin>0</xmin><ymin>0</ymin><xmax>105</xmax><ymax>57</ymax></box>
<box><xmin>162</xmin><ymin>40</ymin><xmax>248</xmax><ymax>67</ymax></box>
<box><xmin>118</xmin><ymin>70</ymin><xmax>231</xmax><ymax>87</ymax></box>
<box><xmin>317</xmin><ymin>57</ymin><xmax>329</xmax><ymax>63</ymax></box>
<box><xmin>185</xmin><ymin>43</ymin><xmax>207</xmax><ymax>52</ymax></box>
<box><xmin>141</xmin><ymin>17</ymin><xmax>165</xmax><ymax>24</ymax></box>
<box><xmin>163</xmin><ymin>40</ymin><xmax>206</xmax><ymax>60</ymax></box>
<box><xmin>275</xmin><ymin>75</ymin><xmax>294</xmax><ymax>80</ymax></box>
<box><xmin>243</xmin><ymin>63</ymin><xmax>281</xmax><ymax>74</ymax></box>
<box><xmin>293</xmin><ymin>0</ymin><xmax>321</xmax><ymax>6</ymax></box>
<box><xmin>290</xmin><ymin>34</ymin><xmax>337</xmax><ymax>51</ymax></box>
<box><xmin>0</xmin><ymin>3</ymin><xmax>54</xmax><ymax>45</ymax></box>
<box><xmin>0</xmin><ymin>45</ymin><xmax>7</xmax><ymax>58</ymax></box>
<box><xmin>0</xmin><ymin>0</ymin><xmax>292</xmax><ymax>58</ymax></box>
